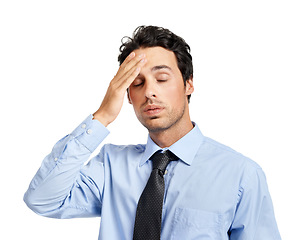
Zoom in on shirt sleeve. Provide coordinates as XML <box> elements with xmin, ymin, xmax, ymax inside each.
<box><xmin>23</xmin><ymin>115</ymin><xmax>110</xmax><ymax>219</ymax></box>
<box><xmin>229</xmin><ymin>166</ymin><xmax>281</xmax><ymax>239</ymax></box>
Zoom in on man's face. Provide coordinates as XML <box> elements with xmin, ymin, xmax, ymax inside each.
<box><xmin>128</xmin><ymin>47</ymin><xmax>193</xmax><ymax>133</ymax></box>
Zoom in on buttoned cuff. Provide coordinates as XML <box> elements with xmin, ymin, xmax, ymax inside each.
<box><xmin>71</xmin><ymin>114</ymin><xmax>110</xmax><ymax>152</ymax></box>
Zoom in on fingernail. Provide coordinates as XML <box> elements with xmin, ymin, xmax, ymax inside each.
<box><xmin>130</xmin><ymin>52</ymin><xmax>135</xmax><ymax>57</ymax></box>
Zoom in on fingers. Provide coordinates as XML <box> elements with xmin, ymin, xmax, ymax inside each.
<box><xmin>120</xmin><ymin>51</ymin><xmax>136</xmax><ymax>67</ymax></box>
<box><xmin>115</xmin><ymin>52</ymin><xmax>146</xmax><ymax>81</ymax></box>
<box><xmin>114</xmin><ymin>52</ymin><xmax>146</xmax><ymax>90</ymax></box>
<box><xmin>120</xmin><ymin>57</ymin><xmax>146</xmax><ymax>88</ymax></box>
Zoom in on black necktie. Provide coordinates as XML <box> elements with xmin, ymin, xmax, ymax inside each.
<box><xmin>133</xmin><ymin>150</ymin><xmax>179</xmax><ymax>240</ymax></box>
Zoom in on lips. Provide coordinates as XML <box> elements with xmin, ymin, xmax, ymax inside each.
<box><xmin>143</xmin><ymin>104</ymin><xmax>164</xmax><ymax>115</ymax></box>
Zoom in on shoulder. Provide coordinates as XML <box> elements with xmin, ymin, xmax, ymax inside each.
<box><xmin>201</xmin><ymin>136</ymin><xmax>267</xmax><ymax>193</ymax></box>
<box><xmin>201</xmin><ymin>135</ymin><xmax>262</xmax><ymax>173</ymax></box>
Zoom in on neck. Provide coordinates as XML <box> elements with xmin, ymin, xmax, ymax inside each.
<box><xmin>149</xmin><ymin>116</ymin><xmax>193</xmax><ymax>148</ymax></box>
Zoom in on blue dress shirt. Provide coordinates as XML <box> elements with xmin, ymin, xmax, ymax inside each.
<box><xmin>24</xmin><ymin>115</ymin><xmax>281</xmax><ymax>239</ymax></box>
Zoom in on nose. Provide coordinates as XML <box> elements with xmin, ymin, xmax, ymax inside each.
<box><xmin>144</xmin><ymin>79</ymin><xmax>157</xmax><ymax>99</ymax></box>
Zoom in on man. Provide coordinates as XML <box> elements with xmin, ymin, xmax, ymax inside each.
<box><xmin>24</xmin><ymin>26</ymin><xmax>281</xmax><ymax>239</ymax></box>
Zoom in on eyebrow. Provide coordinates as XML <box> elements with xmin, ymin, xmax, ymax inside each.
<box><xmin>151</xmin><ymin>65</ymin><xmax>172</xmax><ymax>72</ymax></box>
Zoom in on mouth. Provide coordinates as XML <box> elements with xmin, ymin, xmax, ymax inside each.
<box><xmin>143</xmin><ymin>104</ymin><xmax>164</xmax><ymax>116</ymax></box>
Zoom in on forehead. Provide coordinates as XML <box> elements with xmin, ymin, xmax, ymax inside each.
<box><xmin>134</xmin><ymin>47</ymin><xmax>180</xmax><ymax>73</ymax></box>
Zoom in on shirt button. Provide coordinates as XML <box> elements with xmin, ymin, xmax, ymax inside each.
<box><xmin>81</xmin><ymin>124</ymin><xmax>86</xmax><ymax>129</ymax></box>
<box><xmin>54</xmin><ymin>157</ymin><xmax>58</xmax><ymax>162</ymax></box>
<box><xmin>87</xmin><ymin>129</ymin><xmax>92</xmax><ymax>134</ymax></box>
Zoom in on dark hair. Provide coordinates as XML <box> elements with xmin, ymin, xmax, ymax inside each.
<box><xmin>118</xmin><ymin>25</ymin><xmax>193</xmax><ymax>101</ymax></box>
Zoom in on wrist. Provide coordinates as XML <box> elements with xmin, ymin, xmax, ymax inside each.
<box><xmin>92</xmin><ymin>111</ymin><xmax>111</xmax><ymax>127</ymax></box>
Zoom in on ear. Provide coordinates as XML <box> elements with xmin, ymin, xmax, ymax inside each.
<box><xmin>127</xmin><ymin>88</ymin><xmax>132</xmax><ymax>104</ymax></box>
<box><xmin>185</xmin><ymin>77</ymin><xmax>194</xmax><ymax>96</ymax></box>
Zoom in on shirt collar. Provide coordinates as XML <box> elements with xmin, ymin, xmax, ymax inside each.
<box><xmin>140</xmin><ymin>122</ymin><xmax>205</xmax><ymax>167</ymax></box>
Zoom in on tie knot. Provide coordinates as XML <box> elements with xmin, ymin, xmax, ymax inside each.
<box><xmin>150</xmin><ymin>150</ymin><xmax>179</xmax><ymax>173</ymax></box>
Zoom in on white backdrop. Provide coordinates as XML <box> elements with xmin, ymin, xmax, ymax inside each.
<box><xmin>1</xmin><ymin>0</ymin><xmax>303</xmax><ymax>239</ymax></box>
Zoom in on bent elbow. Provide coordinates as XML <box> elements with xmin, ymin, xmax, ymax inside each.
<box><xmin>23</xmin><ymin>190</ymin><xmax>46</xmax><ymax>215</ymax></box>
<box><xmin>23</xmin><ymin>189</ymin><xmax>63</xmax><ymax>217</ymax></box>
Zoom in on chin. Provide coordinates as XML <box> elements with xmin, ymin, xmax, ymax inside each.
<box><xmin>140</xmin><ymin>118</ymin><xmax>159</xmax><ymax>130</ymax></box>
<box><xmin>141</xmin><ymin>118</ymin><xmax>172</xmax><ymax>133</ymax></box>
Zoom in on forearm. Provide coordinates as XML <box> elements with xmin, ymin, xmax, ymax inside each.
<box><xmin>24</xmin><ymin>115</ymin><xmax>109</xmax><ymax>216</ymax></box>
<box><xmin>24</xmin><ymin>52</ymin><xmax>145</xmax><ymax>217</ymax></box>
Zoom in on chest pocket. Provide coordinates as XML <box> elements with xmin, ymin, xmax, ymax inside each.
<box><xmin>170</xmin><ymin>207</ymin><xmax>224</xmax><ymax>240</ymax></box>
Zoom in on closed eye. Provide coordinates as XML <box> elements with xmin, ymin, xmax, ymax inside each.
<box><xmin>132</xmin><ymin>79</ymin><xmax>144</xmax><ymax>87</ymax></box>
<box><xmin>156</xmin><ymin>73</ymin><xmax>170</xmax><ymax>82</ymax></box>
